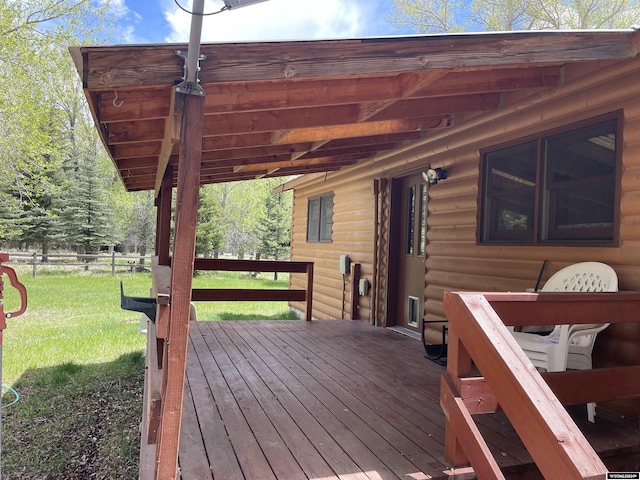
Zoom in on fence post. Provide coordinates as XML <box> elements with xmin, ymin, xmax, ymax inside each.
<box><xmin>32</xmin><ymin>252</ymin><xmax>37</xmax><ymax>278</ymax></box>
<box><xmin>112</xmin><ymin>251</ymin><xmax>116</xmax><ymax>276</ymax></box>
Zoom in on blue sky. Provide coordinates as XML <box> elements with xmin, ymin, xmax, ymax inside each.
<box><xmin>107</xmin><ymin>0</ymin><xmax>412</xmax><ymax>44</ymax></box>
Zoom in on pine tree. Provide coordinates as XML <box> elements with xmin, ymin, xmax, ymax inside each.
<box><xmin>195</xmin><ymin>188</ymin><xmax>224</xmax><ymax>258</ymax></box>
<box><xmin>59</xmin><ymin>156</ymin><xmax>114</xmax><ymax>257</ymax></box>
<box><xmin>256</xmin><ymin>191</ymin><xmax>291</xmax><ymax>280</ymax></box>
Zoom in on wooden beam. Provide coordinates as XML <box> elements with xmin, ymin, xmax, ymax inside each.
<box><xmin>155</xmin><ymin>93</ymin><xmax>204</xmax><ymax>480</ymax></box>
<box><xmin>444</xmin><ymin>328</ymin><xmax>472</xmax><ymax>467</ymax></box>
<box><xmin>76</xmin><ymin>31</ymin><xmax>635</xmax><ymax>88</ymax></box>
<box><xmin>201</xmin><ymin>95</ymin><xmax>493</xmax><ymax>139</ymax></box>
<box><xmin>289</xmin><ymin>70</ymin><xmax>446</xmax><ymax>159</ymax></box>
<box><xmin>200</xmin><ymin>143</ymin><xmax>312</xmax><ymax>162</ymax></box>
<box><xmin>113</xmin><ymin>142</ymin><xmax>162</xmax><ymax>159</ymax></box>
<box><xmin>231</xmin><ymin>155</ymin><xmax>364</xmax><ymax>174</ymax></box>
<box><xmin>108</xmin><ymin>119</ymin><xmax>165</xmax><ymax>144</ymax></box>
<box><xmin>441</xmin><ymin>375</ymin><xmax>506</xmax><ymax>479</ymax></box>
<box><xmin>197</xmin><ymin>67</ymin><xmax>558</xmax><ymax>115</ymax></box>
<box><xmin>155</xmin><ymin>89</ymin><xmax>181</xmax><ymax>196</ymax></box>
<box><xmin>367</xmin><ymin>93</ymin><xmax>500</xmax><ymax>122</ymax></box>
<box><xmin>99</xmin><ymin>87</ymin><xmax>172</xmax><ymax>122</ymax></box>
<box><xmin>483</xmin><ymin>291</ymin><xmax>640</xmax><ymax>327</ymax></box>
<box><xmin>191</xmin><ymin>288</ymin><xmax>306</xmax><ymax>302</ymax></box>
<box><xmin>203</xmin><ymin>104</ymin><xmax>360</xmax><ymax>137</ymax></box>
<box><xmin>155</xmin><ymin>165</ymin><xmax>173</xmax><ymax>266</ymax></box>
<box><xmin>458</xmin><ymin>366</ymin><xmax>640</xmax><ymax>415</ymax></box>
<box><xmin>274</xmin><ymin>116</ymin><xmax>451</xmax><ymax>144</ymax></box>
<box><xmin>357</xmin><ymin>70</ymin><xmax>448</xmax><ymax>122</ymax></box>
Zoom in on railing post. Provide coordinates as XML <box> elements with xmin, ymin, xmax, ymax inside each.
<box><xmin>443</xmin><ymin>327</ymin><xmax>472</xmax><ymax>468</ymax></box>
<box><xmin>350</xmin><ymin>263</ymin><xmax>360</xmax><ymax>320</ymax></box>
<box><xmin>306</xmin><ymin>263</ymin><xmax>314</xmax><ymax>321</ymax></box>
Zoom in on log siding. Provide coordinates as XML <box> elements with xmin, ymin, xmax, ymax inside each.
<box><xmin>288</xmin><ymin>55</ymin><xmax>640</xmax><ymax>419</ymax></box>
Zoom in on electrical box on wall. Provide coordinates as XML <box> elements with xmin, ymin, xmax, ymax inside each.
<box><xmin>339</xmin><ymin>254</ymin><xmax>351</xmax><ymax>275</ymax></box>
<box><xmin>358</xmin><ymin>278</ymin><xmax>370</xmax><ymax>296</ymax></box>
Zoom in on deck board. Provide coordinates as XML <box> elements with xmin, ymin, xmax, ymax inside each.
<box><xmin>177</xmin><ymin>319</ymin><xmax>640</xmax><ymax>479</ymax></box>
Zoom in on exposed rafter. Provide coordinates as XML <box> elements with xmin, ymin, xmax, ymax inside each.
<box><xmin>69</xmin><ymin>29</ymin><xmax>640</xmax><ymax>191</ymax></box>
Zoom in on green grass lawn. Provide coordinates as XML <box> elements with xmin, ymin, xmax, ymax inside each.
<box><xmin>1</xmin><ymin>268</ymin><xmax>296</xmax><ymax>479</ymax></box>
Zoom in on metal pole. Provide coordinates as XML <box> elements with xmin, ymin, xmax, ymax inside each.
<box><xmin>185</xmin><ymin>0</ymin><xmax>205</xmax><ymax>86</ymax></box>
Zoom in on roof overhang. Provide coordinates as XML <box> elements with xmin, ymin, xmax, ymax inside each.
<box><xmin>70</xmin><ymin>29</ymin><xmax>640</xmax><ymax>193</ymax></box>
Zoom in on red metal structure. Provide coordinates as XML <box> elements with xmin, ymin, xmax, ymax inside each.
<box><xmin>0</xmin><ymin>253</ymin><xmax>27</xmax><ymax>478</ymax></box>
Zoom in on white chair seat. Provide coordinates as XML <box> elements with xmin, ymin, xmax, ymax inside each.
<box><xmin>510</xmin><ymin>262</ymin><xmax>617</xmax><ymax>422</ymax></box>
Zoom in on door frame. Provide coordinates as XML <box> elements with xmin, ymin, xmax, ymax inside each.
<box><xmin>385</xmin><ymin>173</ymin><xmax>428</xmax><ymax>329</ymax></box>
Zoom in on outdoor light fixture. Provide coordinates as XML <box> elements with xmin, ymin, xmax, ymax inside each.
<box><xmin>224</xmin><ymin>0</ymin><xmax>270</xmax><ymax>8</ymax></box>
<box><xmin>422</xmin><ymin>167</ymin><xmax>448</xmax><ymax>185</ymax></box>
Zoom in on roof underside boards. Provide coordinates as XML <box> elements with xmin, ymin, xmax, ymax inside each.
<box><xmin>69</xmin><ymin>30</ymin><xmax>639</xmax><ymax>192</ymax></box>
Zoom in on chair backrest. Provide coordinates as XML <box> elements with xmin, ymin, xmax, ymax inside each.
<box><xmin>541</xmin><ymin>261</ymin><xmax>618</xmax><ymax>293</ymax></box>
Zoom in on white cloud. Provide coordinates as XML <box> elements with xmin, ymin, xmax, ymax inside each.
<box><xmin>164</xmin><ymin>0</ymin><xmax>370</xmax><ymax>43</ymax></box>
<box><xmin>105</xmin><ymin>0</ymin><xmax>133</xmax><ymax>19</ymax></box>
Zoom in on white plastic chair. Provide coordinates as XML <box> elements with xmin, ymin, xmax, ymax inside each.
<box><xmin>510</xmin><ymin>261</ymin><xmax>617</xmax><ymax>422</ymax></box>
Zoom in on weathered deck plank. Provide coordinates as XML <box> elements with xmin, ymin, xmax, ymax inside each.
<box><xmin>177</xmin><ymin>319</ymin><xmax>640</xmax><ymax>479</ymax></box>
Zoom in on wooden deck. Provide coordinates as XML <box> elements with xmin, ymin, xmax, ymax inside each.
<box><xmin>178</xmin><ymin>319</ymin><xmax>640</xmax><ymax>479</ymax></box>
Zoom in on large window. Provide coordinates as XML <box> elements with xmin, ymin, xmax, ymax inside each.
<box><xmin>480</xmin><ymin>114</ymin><xmax>620</xmax><ymax>245</ymax></box>
<box><xmin>307</xmin><ymin>193</ymin><xmax>333</xmax><ymax>242</ymax></box>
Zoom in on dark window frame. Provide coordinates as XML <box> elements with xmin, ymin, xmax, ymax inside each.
<box><xmin>478</xmin><ymin>111</ymin><xmax>622</xmax><ymax>246</ymax></box>
<box><xmin>306</xmin><ymin>193</ymin><xmax>334</xmax><ymax>243</ymax></box>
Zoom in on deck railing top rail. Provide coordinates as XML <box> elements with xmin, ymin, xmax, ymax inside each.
<box><xmin>441</xmin><ymin>291</ymin><xmax>640</xmax><ymax>480</ymax></box>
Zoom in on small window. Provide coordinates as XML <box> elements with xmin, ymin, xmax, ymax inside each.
<box><xmin>480</xmin><ymin>114</ymin><xmax>620</xmax><ymax>245</ymax></box>
<box><xmin>307</xmin><ymin>193</ymin><xmax>333</xmax><ymax>242</ymax></box>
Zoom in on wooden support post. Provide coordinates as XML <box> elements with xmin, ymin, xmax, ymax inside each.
<box><xmin>155</xmin><ymin>93</ymin><xmax>203</xmax><ymax>480</ymax></box>
<box><xmin>351</xmin><ymin>263</ymin><xmax>361</xmax><ymax>320</ymax></box>
<box><xmin>305</xmin><ymin>263</ymin><xmax>314</xmax><ymax>321</ymax></box>
<box><xmin>156</xmin><ymin>165</ymin><xmax>173</xmax><ymax>266</ymax></box>
<box><xmin>442</xmin><ymin>328</ymin><xmax>472</xmax><ymax>468</ymax></box>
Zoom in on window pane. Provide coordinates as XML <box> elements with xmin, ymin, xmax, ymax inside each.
<box><xmin>418</xmin><ymin>183</ymin><xmax>427</xmax><ymax>256</ymax></box>
<box><xmin>405</xmin><ymin>186</ymin><xmax>415</xmax><ymax>255</ymax></box>
<box><xmin>543</xmin><ymin>120</ymin><xmax>616</xmax><ymax>241</ymax></box>
<box><xmin>319</xmin><ymin>195</ymin><xmax>333</xmax><ymax>242</ymax></box>
<box><xmin>483</xmin><ymin>141</ymin><xmax>538</xmax><ymax>242</ymax></box>
<box><xmin>307</xmin><ymin>198</ymin><xmax>320</xmax><ymax>241</ymax></box>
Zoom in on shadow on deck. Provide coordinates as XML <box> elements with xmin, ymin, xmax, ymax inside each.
<box><xmin>177</xmin><ymin>319</ymin><xmax>640</xmax><ymax>479</ymax></box>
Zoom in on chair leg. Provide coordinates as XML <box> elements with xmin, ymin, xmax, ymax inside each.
<box><xmin>587</xmin><ymin>402</ymin><xmax>596</xmax><ymax>423</ymax></box>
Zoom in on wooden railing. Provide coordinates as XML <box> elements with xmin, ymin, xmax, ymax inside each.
<box><xmin>191</xmin><ymin>258</ymin><xmax>314</xmax><ymax>321</ymax></box>
<box><xmin>442</xmin><ymin>291</ymin><xmax>640</xmax><ymax>480</ymax></box>
<box><xmin>5</xmin><ymin>251</ymin><xmax>151</xmax><ymax>276</ymax></box>
<box><xmin>139</xmin><ymin>257</ymin><xmax>314</xmax><ymax>480</ymax></box>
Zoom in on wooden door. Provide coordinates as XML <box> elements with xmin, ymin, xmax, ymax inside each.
<box><xmin>396</xmin><ymin>173</ymin><xmax>428</xmax><ymax>331</ymax></box>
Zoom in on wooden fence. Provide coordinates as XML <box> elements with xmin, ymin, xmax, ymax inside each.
<box><xmin>3</xmin><ymin>252</ymin><xmax>152</xmax><ymax>276</ymax></box>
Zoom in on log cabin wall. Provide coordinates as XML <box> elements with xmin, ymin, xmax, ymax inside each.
<box><xmin>289</xmin><ymin>169</ymin><xmax>377</xmax><ymax>321</ymax></box>
<box><xmin>289</xmin><ymin>55</ymin><xmax>640</xmax><ymax>417</ymax></box>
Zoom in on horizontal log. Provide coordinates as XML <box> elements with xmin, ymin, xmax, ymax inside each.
<box><xmin>427</xmin><ymin>256</ymin><xmax>548</xmax><ymax>283</ymax></box>
<box><xmin>428</xmin><ymin>210</ymin><xmax>477</xmax><ymax>228</ymax></box>
<box><xmin>427</xmin><ymin>193</ymin><xmax>477</xmax><ymax>214</ymax></box>
<box><xmin>191</xmin><ymin>288</ymin><xmax>307</xmax><ymax>302</ymax></box>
